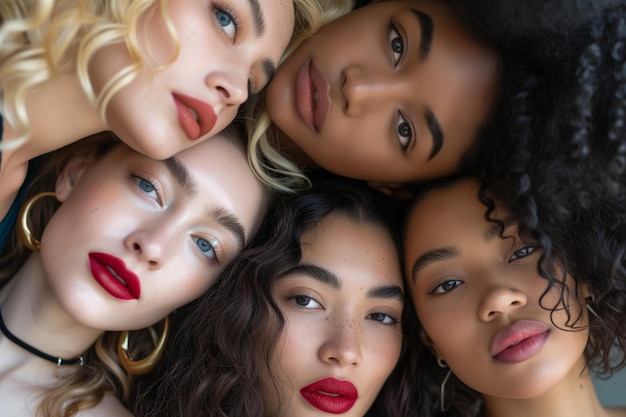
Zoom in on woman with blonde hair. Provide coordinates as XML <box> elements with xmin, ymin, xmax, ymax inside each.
<box><xmin>0</xmin><ymin>0</ymin><xmax>353</xmax><ymax>250</ymax></box>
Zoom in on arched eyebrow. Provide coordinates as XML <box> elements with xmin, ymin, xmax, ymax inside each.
<box><xmin>411</xmin><ymin>246</ymin><xmax>458</xmax><ymax>282</ymax></box>
<box><xmin>411</xmin><ymin>8</ymin><xmax>433</xmax><ymax>61</ymax></box>
<box><xmin>160</xmin><ymin>157</ymin><xmax>246</xmax><ymax>249</ymax></box>
<box><xmin>281</xmin><ymin>264</ymin><xmax>404</xmax><ymax>301</ymax></box>
<box><xmin>248</xmin><ymin>0</ymin><xmax>265</xmax><ymax>36</ymax></box>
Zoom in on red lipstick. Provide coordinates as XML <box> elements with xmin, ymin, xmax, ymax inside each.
<box><xmin>295</xmin><ymin>59</ymin><xmax>330</xmax><ymax>132</ymax></box>
<box><xmin>172</xmin><ymin>93</ymin><xmax>217</xmax><ymax>141</ymax></box>
<box><xmin>89</xmin><ymin>252</ymin><xmax>141</xmax><ymax>300</ymax></box>
<box><xmin>300</xmin><ymin>378</ymin><xmax>358</xmax><ymax>414</ymax></box>
<box><xmin>490</xmin><ymin>320</ymin><xmax>550</xmax><ymax>364</ymax></box>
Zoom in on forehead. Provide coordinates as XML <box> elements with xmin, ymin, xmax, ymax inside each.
<box><xmin>405</xmin><ymin>180</ymin><xmax>486</xmax><ymax>245</ymax></box>
<box><xmin>300</xmin><ymin>213</ymin><xmax>402</xmax><ymax>286</ymax></box>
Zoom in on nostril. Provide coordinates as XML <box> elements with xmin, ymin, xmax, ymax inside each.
<box><xmin>217</xmin><ymin>86</ymin><xmax>230</xmax><ymax>99</ymax></box>
<box><xmin>133</xmin><ymin>243</ymin><xmax>140</xmax><ymax>251</ymax></box>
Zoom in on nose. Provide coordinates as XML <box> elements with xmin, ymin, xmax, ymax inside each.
<box><xmin>318</xmin><ymin>317</ymin><xmax>363</xmax><ymax>367</ymax></box>
<box><xmin>205</xmin><ymin>67</ymin><xmax>248</xmax><ymax>108</ymax></box>
<box><xmin>477</xmin><ymin>284</ymin><xmax>527</xmax><ymax>322</ymax></box>
<box><xmin>342</xmin><ymin>65</ymin><xmax>401</xmax><ymax>117</ymax></box>
<box><xmin>124</xmin><ymin>225</ymin><xmax>171</xmax><ymax>269</ymax></box>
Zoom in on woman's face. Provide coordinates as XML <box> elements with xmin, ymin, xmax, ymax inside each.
<box><xmin>267</xmin><ymin>0</ymin><xmax>499</xmax><ymax>183</ymax></box>
<box><xmin>40</xmin><ymin>133</ymin><xmax>267</xmax><ymax>330</ymax></box>
<box><xmin>403</xmin><ymin>179</ymin><xmax>590</xmax><ymax>399</ymax></box>
<box><xmin>265</xmin><ymin>212</ymin><xmax>404</xmax><ymax>417</ymax></box>
<box><xmin>90</xmin><ymin>0</ymin><xmax>295</xmax><ymax>160</ymax></box>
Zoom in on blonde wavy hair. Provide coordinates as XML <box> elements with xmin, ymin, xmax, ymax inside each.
<box><xmin>247</xmin><ymin>0</ymin><xmax>355</xmax><ymax>193</ymax></box>
<box><xmin>0</xmin><ymin>0</ymin><xmax>175</xmax><ymax>151</ymax></box>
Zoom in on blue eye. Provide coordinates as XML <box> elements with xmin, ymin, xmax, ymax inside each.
<box><xmin>215</xmin><ymin>8</ymin><xmax>238</xmax><ymax>39</ymax></box>
<box><xmin>138</xmin><ymin>178</ymin><xmax>155</xmax><ymax>193</ymax></box>
<box><xmin>194</xmin><ymin>237</ymin><xmax>218</xmax><ymax>262</ymax></box>
<box><xmin>396</xmin><ymin>112</ymin><xmax>413</xmax><ymax>150</ymax></box>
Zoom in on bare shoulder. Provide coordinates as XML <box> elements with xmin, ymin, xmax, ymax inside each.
<box><xmin>76</xmin><ymin>393</ymin><xmax>133</xmax><ymax>417</ymax></box>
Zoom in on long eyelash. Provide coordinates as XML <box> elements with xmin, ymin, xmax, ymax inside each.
<box><xmin>396</xmin><ymin>110</ymin><xmax>415</xmax><ymax>153</ymax></box>
<box><xmin>214</xmin><ymin>2</ymin><xmax>241</xmax><ymax>38</ymax></box>
<box><xmin>387</xmin><ymin>18</ymin><xmax>406</xmax><ymax>66</ymax></box>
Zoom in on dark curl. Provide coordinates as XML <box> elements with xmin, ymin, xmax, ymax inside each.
<box><xmin>399</xmin><ymin>177</ymin><xmax>626</xmax><ymax>417</ymax></box>
<box><xmin>131</xmin><ymin>177</ymin><xmax>408</xmax><ymax>417</ymax></box>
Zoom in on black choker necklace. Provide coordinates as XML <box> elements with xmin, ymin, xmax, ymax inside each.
<box><xmin>0</xmin><ymin>307</ymin><xmax>84</xmax><ymax>366</ymax></box>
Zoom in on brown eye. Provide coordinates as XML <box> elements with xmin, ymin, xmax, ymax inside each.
<box><xmin>388</xmin><ymin>22</ymin><xmax>405</xmax><ymax>66</ymax></box>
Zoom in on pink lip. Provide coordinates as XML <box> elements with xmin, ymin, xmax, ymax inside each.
<box><xmin>89</xmin><ymin>252</ymin><xmax>141</xmax><ymax>300</ymax></box>
<box><xmin>172</xmin><ymin>93</ymin><xmax>217</xmax><ymax>141</ymax></box>
<box><xmin>490</xmin><ymin>320</ymin><xmax>550</xmax><ymax>364</ymax></box>
<box><xmin>295</xmin><ymin>59</ymin><xmax>330</xmax><ymax>132</ymax></box>
<box><xmin>300</xmin><ymin>377</ymin><xmax>358</xmax><ymax>414</ymax></box>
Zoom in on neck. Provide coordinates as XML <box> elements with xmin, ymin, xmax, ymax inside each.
<box><xmin>0</xmin><ymin>254</ymin><xmax>102</xmax><ymax>367</ymax></box>
<box><xmin>481</xmin><ymin>359</ymin><xmax>610</xmax><ymax>417</ymax></box>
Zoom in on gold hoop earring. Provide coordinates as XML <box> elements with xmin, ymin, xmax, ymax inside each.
<box><xmin>117</xmin><ymin>316</ymin><xmax>169</xmax><ymax>375</ymax></box>
<box><xmin>17</xmin><ymin>192</ymin><xmax>58</xmax><ymax>251</ymax></box>
<box><xmin>437</xmin><ymin>358</ymin><xmax>452</xmax><ymax>412</ymax></box>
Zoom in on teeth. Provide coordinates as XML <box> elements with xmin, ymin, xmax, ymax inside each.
<box><xmin>190</xmin><ymin>108</ymin><xmax>199</xmax><ymax>122</ymax></box>
<box><xmin>318</xmin><ymin>391</ymin><xmax>340</xmax><ymax>397</ymax></box>
<box><xmin>106</xmin><ymin>266</ymin><xmax>128</xmax><ymax>287</ymax></box>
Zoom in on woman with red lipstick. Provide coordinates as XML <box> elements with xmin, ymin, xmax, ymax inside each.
<box><xmin>0</xmin><ymin>128</ymin><xmax>270</xmax><ymax>417</ymax></box>
<box><xmin>0</xmin><ymin>0</ymin><xmax>353</xmax><ymax>253</ymax></box>
<box><xmin>401</xmin><ymin>176</ymin><xmax>626</xmax><ymax>417</ymax></box>
<box><xmin>131</xmin><ymin>178</ymin><xmax>416</xmax><ymax>417</ymax></box>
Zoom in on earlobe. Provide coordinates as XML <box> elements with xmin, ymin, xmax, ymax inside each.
<box><xmin>55</xmin><ymin>158</ymin><xmax>90</xmax><ymax>202</ymax></box>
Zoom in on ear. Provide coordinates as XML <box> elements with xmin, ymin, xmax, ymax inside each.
<box><xmin>54</xmin><ymin>157</ymin><xmax>90</xmax><ymax>202</ymax></box>
<box><xmin>366</xmin><ymin>181</ymin><xmax>415</xmax><ymax>200</ymax></box>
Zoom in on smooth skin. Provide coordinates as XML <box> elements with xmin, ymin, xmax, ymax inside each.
<box><xmin>403</xmin><ymin>178</ymin><xmax>626</xmax><ymax>417</ymax></box>
<box><xmin>1</xmin><ymin>0</ymin><xmax>294</xmax><ymax>221</ymax></box>
<box><xmin>264</xmin><ymin>213</ymin><xmax>404</xmax><ymax>417</ymax></box>
<box><xmin>0</xmin><ymin>134</ymin><xmax>267</xmax><ymax>417</ymax></box>
<box><xmin>267</xmin><ymin>0</ymin><xmax>499</xmax><ymax>183</ymax></box>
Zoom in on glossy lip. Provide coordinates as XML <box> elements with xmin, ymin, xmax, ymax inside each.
<box><xmin>295</xmin><ymin>59</ymin><xmax>330</xmax><ymax>133</ymax></box>
<box><xmin>300</xmin><ymin>377</ymin><xmax>358</xmax><ymax>414</ymax></box>
<box><xmin>490</xmin><ymin>320</ymin><xmax>550</xmax><ymax>364</ymax></box>
<box><xmin>172</xmin><ymin>93</ymin><xmax>217</xmax><ymax>141</ymax></box>
<box><xmin>88</xmin><ymin>252</ymin><xmax>141</xmax><ymax>300</ymax></box>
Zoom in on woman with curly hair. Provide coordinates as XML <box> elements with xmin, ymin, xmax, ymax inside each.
<box><xmin>0</xmin><ymin>129</ymin><xmax>269</xmax><ymax>417</ymax></box>
<box><xmin>0</xmin><ymin>0</ymin><xmax>352</xmax><ymax>250</ymax></box>
<box><xmin>131</xmin><ymin>178</ymin><xmax>416</xmax><ymax>417</ymax></box>
<box><xmin>401</xmin><ymin>176</ymin><xmax>626</xmax><ymax>417</ymax></box>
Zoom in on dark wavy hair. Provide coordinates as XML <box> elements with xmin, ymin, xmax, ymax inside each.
<box><xmin>130</xmin><ymin>177</ymin><xmax>415</xmax><ymax>417</ymax></box>
<box><xmin>399</xmin><ymin>176</ymin><xmax>626</xmax><ymax>417</ymax></box>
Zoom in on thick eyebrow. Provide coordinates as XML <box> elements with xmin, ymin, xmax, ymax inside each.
<box><xmin>282</xmin><ymin>264</ymin><xmax>341</xmax><ymax>289</ymax></box>
<box><xmin>210</xmin><ymin>207</ymin><xmax>246</xmax><ymax>250</ymax></box>
<box><xmin>411</xmin><ymin>246</ymin><xmax>458</xmax><ymax>282</ymax></box>
<box><xmin>411</xmin><ymin>9</ymin><xmax>433</xmax><ymax>61</ymax></box>
<box><xmin>425</xmin><ymin>107</ymin><xmax>444</xmax><ymax>160</ymax></box>
<box><xmin>161</xmin><ymin>156</ymin><xmax>195</xmax><ymax>195</ymax></box>
<box><xmin>248</xmin><ymin>0</ymin><xmax>265</xmax><ymax>36</ymax></box>
<box><xmin>282</xmin><ymin>264</ymin><xmax>404</xmax><ymax>302</ymax></box>
<box><xmin>161</xmin><ymin>157</ymin><xmax>245</xmax><ymax>249</ymax></box>
<box><xmin>368</xmin><ymin>285</ymin><xmax>405</xmax><ymax>302</ymax></box>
